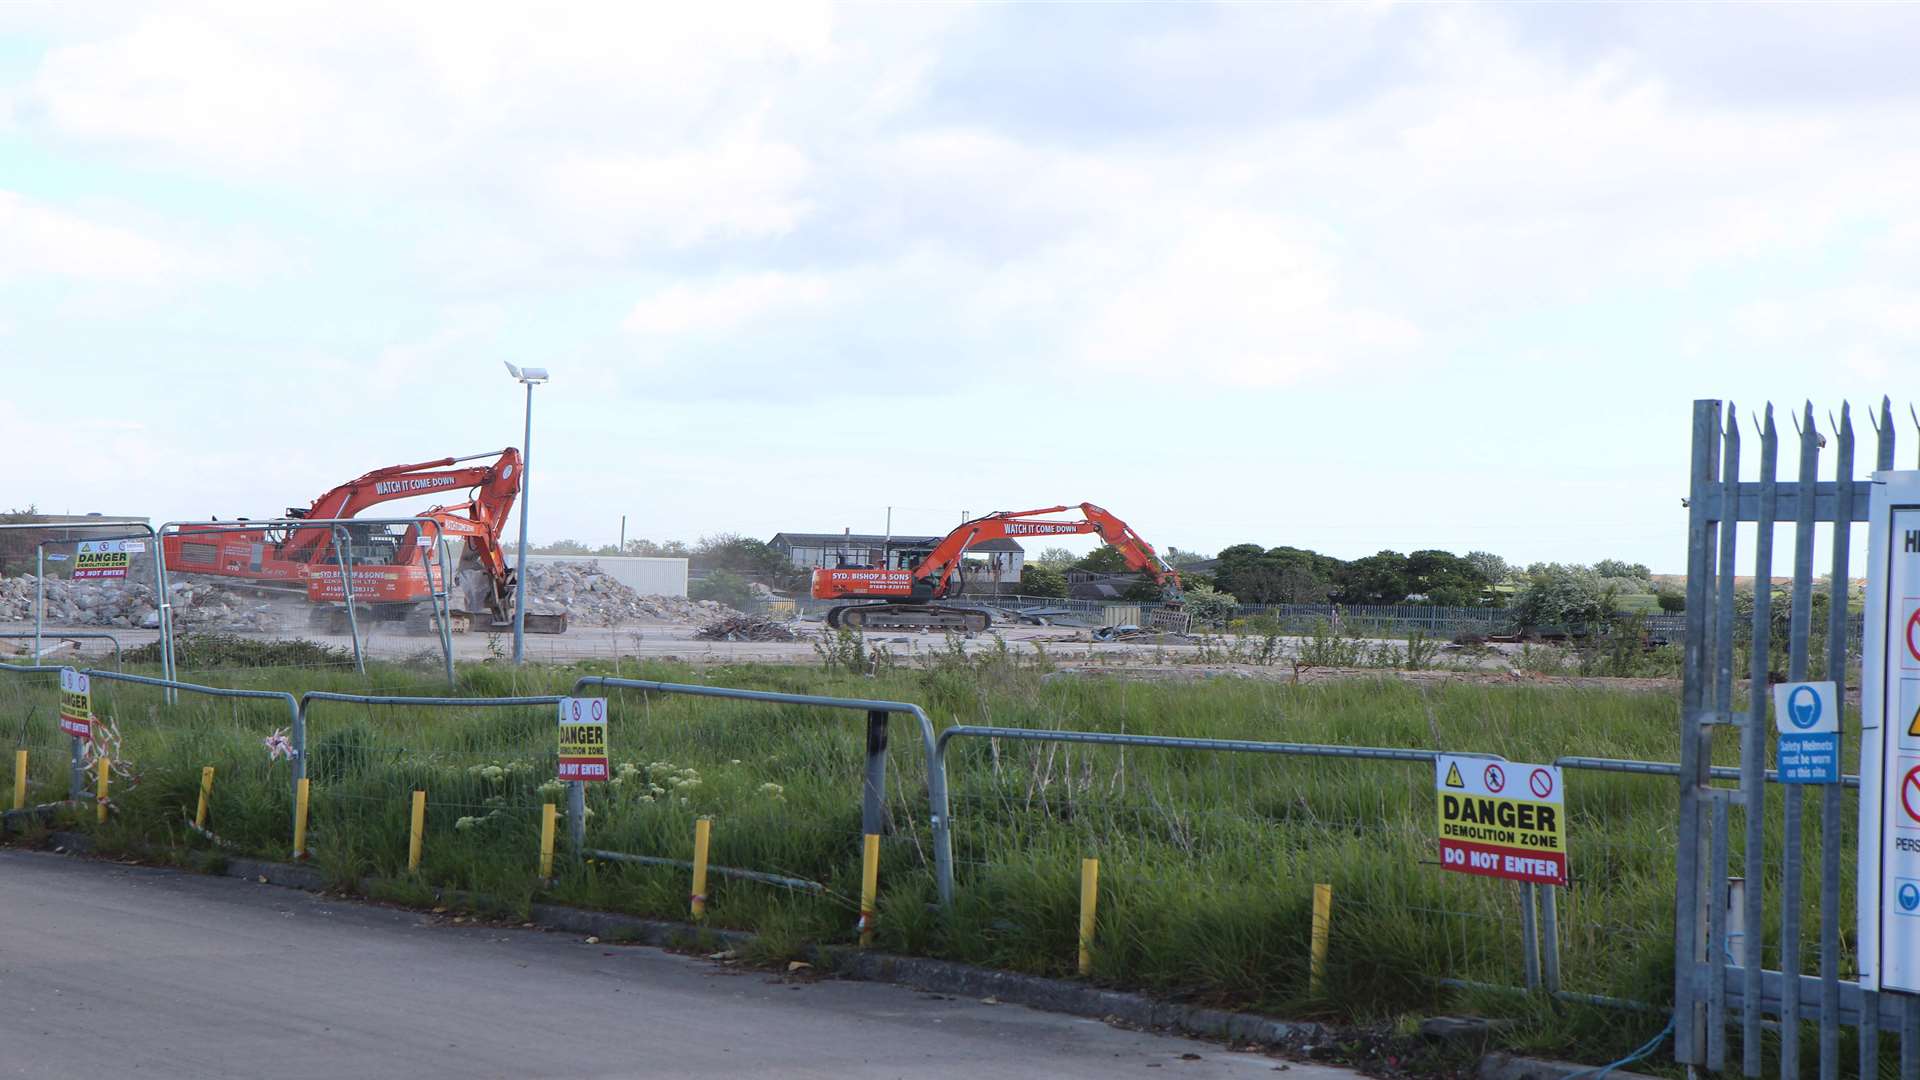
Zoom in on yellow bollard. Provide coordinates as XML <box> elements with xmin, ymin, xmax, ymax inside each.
<box><xmin>1309</xmin><ymin>882</ymin><xmax>1333</xmax><ymax>995</ymax></box>
<box><xmin>691</xmin><ymin>817</ymin><xmax>713</xmax><ymax>918</ymax></box>
<box><xmin>408</xmin><ymin>789</ymin><xmax>426</xmax><ymax>870</ymax></box>
<box><xmin>538</xmin><ymin>802</ymin><xmax>558</xmax><ymax>880</ymax></box>
<box><xmin>293</xmin><ymin>778</ymin><xmax>311</xmax><ymax>859</ymax></box>
<box><xmin>1078</xmin><ymin>857</ymin><xmax>1101</xmax><ymax>977</ymax></box>
<box><xmin>12</xmin><ymin>749</ymin><xmax>26</xmax><ymax>811</ymax></box>
<box><xmin>195</xmin><ymin>765</ymin><xmax>216</xmax><ymax>828</ymax></box>
<box><xmin>96</xmin><ymin>757</ymin><xmax>110</xmax><ymax>824</ymax></box>
<box><xmin>858</xmin><ymin>833</ymin><xmax>880</xmax><ymax>947</ymax></box>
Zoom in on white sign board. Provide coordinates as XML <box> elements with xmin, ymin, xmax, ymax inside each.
<box><xmin>1857</xmin><ymin>472</ymin><xmax>1920</xmax><ymax>993</ymax></box>
<box><xmin>1774</xmin><ymin>681</ymin><xmax>1841</xmax><ymax>785</ymax></box>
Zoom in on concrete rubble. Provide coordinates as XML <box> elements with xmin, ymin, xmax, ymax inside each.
<box><xmin>693</xmin><ymin>616</ymin><xmax>797</xmax><ymax>642</ymax></box>
<box><xmin>519</xmin><ymin>562</ymin><xmax>744</xmax><ymax>627</ymax></box>
<box><xmin>1</xmin><ymin>559</ymin><xmax>744</xmax><ymax>632</ymax></box>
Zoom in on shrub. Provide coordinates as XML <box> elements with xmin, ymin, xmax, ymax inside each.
<box><xmin>1180</xmin><ymin>584</ymin><xmax>1237</xmax><ymax>629</ymax></box>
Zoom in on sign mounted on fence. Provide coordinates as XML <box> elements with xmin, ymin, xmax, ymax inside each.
<box><xmin>58</xmin><ymin>668</ymin><xmax>93</xmax><ymax>739</ymax></box>
<box><xmin>1774</xmin><ymin>680</ymin><xmax>1841</xmax><ymax>785</ymax></box>
<box><xmin>556</xmin><ymin>697</ymin><xmax>609</xmax><ymax>781</ymax></box>
<box><xmin>1434</xmin><ymin>754</ymin><xmax>1567</xmax><ymax>887</ymax></box>
<box><xmin>1857</xmin><ymin>470</ymin><xmax>1920</xmax><ymax>994</ymax></box>
<box><xmin>72</xmin><ymin>541</ymin><xmax>131</xmax><ymax>580</ymax></box>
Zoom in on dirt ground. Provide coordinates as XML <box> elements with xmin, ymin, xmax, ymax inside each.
<box><xmin>0</xmin><ymin>615</ymin><xmax>1684</xmax><ymax>698</ymax></box>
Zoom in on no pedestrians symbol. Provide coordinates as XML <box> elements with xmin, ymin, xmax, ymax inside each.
<box><xmin>1908</xmin><ymin>608</ymin><xmax>1920</xmax><ymax>664</ymax></box>
<box><xmin>1484</xmin><ymin>764</ymin><xmax>1506</xmax><ymax>793</ymax></box>
<box><xmin>1529</xmin><ymin>769</ymin><xmax>1555</xmax><ymax>799</ymax></box>
<box><xmin>1902</xmin><ymin>766</ymin><xmax>1920</xmax><ymax>826</ymax></box>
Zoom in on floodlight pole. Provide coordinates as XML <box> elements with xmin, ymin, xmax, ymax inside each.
<box><xmin>514</xmin><ymin>377</ymin><xmax>534</xmax><ymax>664</ymax></box>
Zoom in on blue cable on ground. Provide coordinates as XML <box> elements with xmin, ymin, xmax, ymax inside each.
<box><xmin>1559</xmin><ymin>1015</ymin><xmax>1677</xmax><ymax>1080</ymax></box>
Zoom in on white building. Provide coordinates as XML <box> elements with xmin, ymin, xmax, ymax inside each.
<box><xmin>522</xmin><ymin>555</ymin><xmax>688</xmax><ymax>597</ymax></box>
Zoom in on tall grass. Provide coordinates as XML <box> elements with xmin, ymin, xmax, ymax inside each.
<box><xmin>0</xmin><ymin>650</ymin><xmax>1752</xmax><ymax>1061</ymax></box>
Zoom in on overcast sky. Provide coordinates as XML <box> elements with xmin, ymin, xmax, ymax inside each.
<box><xmin>3</xmin><ymin>3</ymin><xmax>1915</xmax><ymax>571</ymax></box>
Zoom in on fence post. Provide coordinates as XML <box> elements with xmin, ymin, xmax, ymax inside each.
<box><xmin>408</xmin><ymin>789</ymin><xmax>426</xmax><ymax>870</ymax></box>
<box><xmin>1674</xmin><ymin>399</ymin><xmax>1721</xmax><ymax>1065</ymax></box>
<box><xmin>862</xmin><ymin>710</ymin><xmax>889</xmax><ymax>836</ymax></box>
<box><xmin>293</xmin><ymin>778</ymin><xmax>310</xmax><ymax>859</ymax></box>
<box><xmin>691</xmin><ymin>818</ymin><xmax>712</xmax><ymax>919</ymax></box>
<box><xmin>12</xmin><ymin>749</ymin><xmax>25</xmax><ymax>811</ymax></box>
<box><xmin>1310</xmin><ymin>882</ymin><xmax>1332</xmax><ymax>995</ymax></box>
<box><xmin>1539</xmin><ymin>883</ymin><xmax>1561</xmax><ymax>995</ymax></box>
<box><xmin>567</xmin><ymin>781</ymin><xmax>586</xmax><ymax>861</ymax></box>
<box><xmin>1079</xmin><ymin>858</ymin><xmax>1100</xmax><ymax>977</ymax></box>
<box><xmin>195</xmin><ymin>765</ymin><xmax>215</xmax><ymax>828</ymax></box>
<box><xmin>538</xmin><ymin>803</ymin><xmax>557</xmax><ymax>880</ymax></box>
<box><xmin>1520</xmin><ymin>882</ymin><xmax>1541</xmax><ymax>991</ymax></box>
<box><xmin>95</xmin><ymin>757</ymin><xmax>109</xmax><ymax>823</ymax></box>
<box><xmin>67</xmin><ymin>735</ymin><xmax>82</xmax><ymax>802</ymax></box>
<box><xmin>859</xmin><ymin>833</ymin><xmax>879</xmax><ymax>946</ymax></box>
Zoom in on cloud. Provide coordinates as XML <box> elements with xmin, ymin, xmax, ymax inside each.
<box><xmin>0</xmin><ymin>190</ymin><xmax>207</xmax><ymax>280</ymax></box>
<box><xmin>623</xmin><ymin>272</ymin><xmax>836</xmax><ymax>337</ymax></box>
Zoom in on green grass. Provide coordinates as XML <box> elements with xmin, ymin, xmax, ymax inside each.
<box><xmin>0</xmin><ymin>646</ymin><xmax>1799</xmax><ymax>1067</ymax></box>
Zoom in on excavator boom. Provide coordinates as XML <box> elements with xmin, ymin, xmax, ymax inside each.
<box><xmin>812</xmin><ymin>503</ymin><xmax>1180</xmax><ymax>631</ymax></box>
<box><xmin>161</xmin><ymin>448</ymin><xmax>565</xmax><ymax>636</ymax></box>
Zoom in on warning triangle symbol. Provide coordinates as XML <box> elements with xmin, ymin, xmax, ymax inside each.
<box><xmin>1444</xmin><ymin>763</ymin><xmax>1465</xmax><ymax>789</ymax></box>
<box><xmin>1909</xmin><ymin>702</ymin><xmax>1920</xmax><ymax>739</ymax></box>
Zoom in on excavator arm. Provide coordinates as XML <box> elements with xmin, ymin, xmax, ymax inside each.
<box><xmin>911</xmin><ymin>503</ymin><xmax>1181</xmax><ymax>597</ymax></box>
<box><xmin>812</xmin><ymin>502</ymin><xmax>1181</xmax><ymax>631</ymax></box>
<box><xmin>283</xmin><ymin>450</ymin><xmax>521</xmax><ymax>563</ymax></box>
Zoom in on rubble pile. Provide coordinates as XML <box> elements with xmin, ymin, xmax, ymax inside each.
<box><xmin>694</xmin><ymin>616</ymin><xmax>797</xmax><ymax>642</ymax></box>
<box><xmin>0</xmin><ymin>560</ymin><xmax>745</xmax><ymax>633</ymax></box>
<box><xmin>519</xmin><ymin>562</ymin><xmax>744</xmax><ymax>627</ymax></box>
<box><xmin>0</xmin><ymin>575</ymin><xmax>285</xmax><ymax>631</ymax></box>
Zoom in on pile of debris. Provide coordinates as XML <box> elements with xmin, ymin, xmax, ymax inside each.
<box><xmin>694</xmin><ymin>616</ymin><xmax>797</xmax><ymax>642</ymax></box>
<box><xmin>519</xmin><ymin>562</ymin><xmax>744</xmax><ymax>627</ymax></box>
<box><xmin>0</xmin><ymin>574</ymin><xmax>285</xmax><ymax>632</ymax></box>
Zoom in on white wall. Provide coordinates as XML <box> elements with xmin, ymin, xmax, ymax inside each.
<box><xmin>525</xmin><ymin>555</ymin><xmax>688</xmax><ymax>597</ymax></box>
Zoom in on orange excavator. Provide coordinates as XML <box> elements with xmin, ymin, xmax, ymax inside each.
<box><xmin>812</xmin><ymin>503</ymin><xmax>1181</xmax><ymax>632</ymax></box>
<box><xmin>161</xmin><ymin>450</ymin><xmax>567</xmax><ymax>635</ymax></box>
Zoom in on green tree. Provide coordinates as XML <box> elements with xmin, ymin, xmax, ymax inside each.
<box><xmin>1334</xmin><ymin>551</ymin><xmax>1411</xmax><ymax>605</ymax></box>
<box><xmin>1035</xmin><ymin>547</ymin><xmax>1076</xmax><ymax>567</ymax></box>
<box><xmin>1406</xmin><ymin>549</ymin><xmax>1490</xmax><ymax>607</ymax></box>
<box><xmin>1182</xmin><ymin>584</ymin><xmax>1238</xmax><ymax>628</ymax></box>
<box><xmin>692</xmin><ymin>534</ymin><xmax>806</xmax><ymax>590</ymax></box>
<box><xmin>1465</xmin><ymin>551</ymin><xmax>1510</xmax><ymax>585</ymax></box>
<box><xmin>1511</xmin><ymin>564</ymin><xmax>1607</xmax><ymax>630</ymax></box>
<box><xmin>1019</xmin><ymin>563</ymin><xmax>1068</xmax><ymax>598</ymax></box>
<box><xmin>690</xmin><ymin>569</ymin><xmax>755</xmax><ymax>611</ymax></box>
<box><xmin>1073</xmin><ymin>547</ymin><xmax>1130</xmax><ymax>574</ymax></box>
<box><xmin>1593</xmin><ymin>559</ymin><xmax>1652</xmax><ymax>582</ymax></box>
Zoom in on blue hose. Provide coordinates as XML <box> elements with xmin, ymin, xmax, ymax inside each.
<box><xmin>1560</xmin><ymin>1016</ymin><xmax>1677</xmax><ymax>1080</ymax></box>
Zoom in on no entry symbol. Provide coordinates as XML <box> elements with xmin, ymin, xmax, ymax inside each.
<box><xmin>1902</xmin><ymin>766</ymin><xmax>1920</xmax><ymax>825</ymax></box>
<box><xmin>1484</xmin><ymin>764</ymin><xmax>1505</xmax><ymax>793</ymax></box>
<box><xmin>1529</xmin><ymin>769</ymin><xmax>1555</xmax><ymax>799</ymax></box>
<box><xmin>1908</xmin><ymin>609</ymin><xmax>1920</xmax><ymax>664</ymax></box>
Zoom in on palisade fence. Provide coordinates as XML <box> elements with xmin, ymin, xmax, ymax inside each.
<box><xmin>1674</xmin><ymin>398</ymin><xmax>1908</xmax><ymax>1080</ymax></box>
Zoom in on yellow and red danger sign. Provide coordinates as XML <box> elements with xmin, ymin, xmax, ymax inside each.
<box><xmin>73</xmin><ymin>541</ymin><xmax>131</xmax><ymax>580</ymax></box>
<box><xmin>556</xmin><ymin>697</ymin><xmax>609</xmax><ymax>781</ymax></box>
<box><xmin>1435</xmin><ymin>754</ymin><xmax>1567</xmax><ymax>886</ymax></box>
<box><xmin>58</xmin><ymin>668</ymin><xmax>93</xmax><ymax>739</ymax></box>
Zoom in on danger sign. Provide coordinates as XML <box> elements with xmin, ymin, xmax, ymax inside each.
<box><xmin>556</xmin><ymin>697</ymin><xmax>609</xmax><ymax>781</ymax></box>
<box><xmin>73</xmin><ymin>541</ymin><xmax>131</xmax><ymax>580</ymax></box>
<box><xmin>1435</xmin><ymin>754</ymin><xmax>1567</xmax><ymax>887</ymax></box>
<box><xmin>58</xmin><ymin>668</ymin><xmax>93</xmax><ymax>739</ymax></box>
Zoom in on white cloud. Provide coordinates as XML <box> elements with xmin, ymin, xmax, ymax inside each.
<box><xmin>623</xmin><ymin>272</ymin><xmax>836</xmax><ymax>337</ymax></box>
<box><xmin>0</xmin><ymin>190</ymin><xmax>205</xmax><ymax>280</ymax></box>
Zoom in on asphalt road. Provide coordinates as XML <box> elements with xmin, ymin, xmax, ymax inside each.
<box><xmin>0</xmin><ymin>850</ymin><xmax>1315</xmax><ymax>1079</ymax></box>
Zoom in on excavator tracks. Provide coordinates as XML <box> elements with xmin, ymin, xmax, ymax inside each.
<box><xmin>827</xmin><ymin>604</ymin><xmax>991</xmax><ymax>633</ymax></box>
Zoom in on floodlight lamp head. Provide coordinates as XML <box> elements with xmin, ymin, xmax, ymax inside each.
<box><xmin>503</xmin><ymin>361</ymin><xmax>549</xmax><ymax>384</ymax></box>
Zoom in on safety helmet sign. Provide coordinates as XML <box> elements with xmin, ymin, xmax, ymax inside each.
<box><xmin>1773</xmin><ymin>681</ymin><xmax>1838</xmax><ymax>735</ymax></box>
